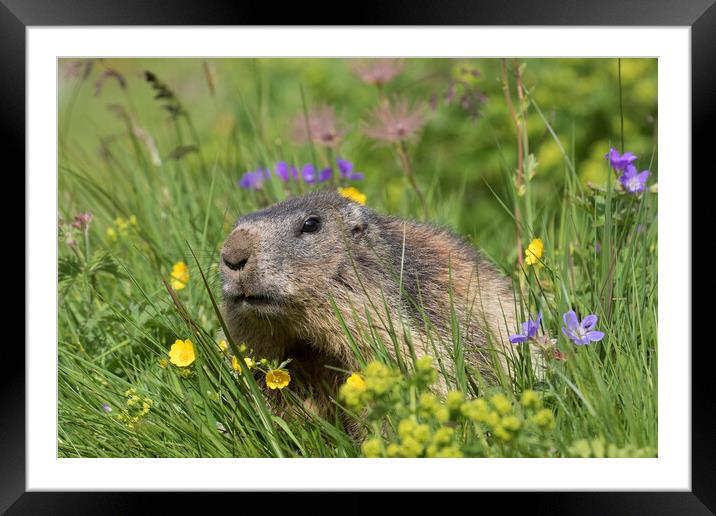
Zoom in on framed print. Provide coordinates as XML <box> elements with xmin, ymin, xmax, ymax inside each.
<box><xmin>5</xmin><ymin>0</ymin><xmax>713</xmax><ymax>512</ymax></box>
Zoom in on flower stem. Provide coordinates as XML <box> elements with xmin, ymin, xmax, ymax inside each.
<box><xmin>397</xmin><ymin>141</ymin><xmax>428</xmax><ymax>220</ymax></box>
<box><xmin>501</xmin><ymin>59</ymin><xmax>524</xmax><ymax>266</ymax></box>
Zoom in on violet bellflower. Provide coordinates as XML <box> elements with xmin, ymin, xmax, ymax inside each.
<box><xmin>238</xmin><ymin>169</ymin><xmax>268</xmax><ymax>190</ymax></box>
<box><xmin>274</xmin><ymin>161</ymin><xmax>298</xmax><ymax>182</ymax></box>
<box><xmin>605</xmin><ymin>148</ymin><xmax>637</xmax><ymax>171</ymax></box>
<box><xmin>619</xmin><ymin>165</ymin><xmax>650</xmax><ymax>194</ymax></box>
<box><xmin>561</xmin><ymin>310</ymin><xmax>605</xmax><ymax>345</ymax></box>
<box><xmin>336</xmin><ymin>158</ymin><xmax>365</xmax><ymax>180</ymax></box>
<box><xmin>509</xmin><ymin>311</ymin><xmax>542</xmax><ymax>344</ymax></box>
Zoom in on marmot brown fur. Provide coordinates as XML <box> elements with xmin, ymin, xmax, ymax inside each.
<box><xmin>220</xmin><ymin>191</ymin><xmax>524</xmax><ymax>418</ymax></box>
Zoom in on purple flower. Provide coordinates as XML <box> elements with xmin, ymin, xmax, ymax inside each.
<box><xmin>301</xmin><ymin>164</ymin><xmax>317</xmax><ymax>184</ymax></box>
<box><xmin>318</xmin><ymin>167</ymin><xmax>332</xmax><ymax>182</ymax></box>
<box><xmin>605</xmin><ymin>148</ymin><xmax>637</xmax><ymax>171</ymax></box>
<box><xmin>619</xmin><ymin>165</ymin><xmax>650</xmax><ymax>194</ymax></box>
<box><xmin>509</xmin><ymin>311</ymin><xmax>542</xmax><ymax>344</ymax></box>
<box><xmin>238</xmin><ymin>169</ymin><xmax>267</xmax><ymax>190</ymax></box>
<box><xmin>337</xmin><ymin>158</ymin><xmax>365</xmax><ymax>180</ymax></box>
<box><xmin>561</xmin><ymin>310</ymin><xmax>605</xmax><ymax>346</ymax></box>
<box><xmin>274</xmin><ymin>161</ymin><xmax>298</xmax><ymax>182</ymax></box>
<box><xmin>102</xmin><ymin>403</ymin><xmax>112</xmax><ymax>413</ymax></box>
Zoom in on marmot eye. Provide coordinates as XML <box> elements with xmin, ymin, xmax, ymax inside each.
<box><xmin>301</xmin><ymin>217</ymin><xmax>321</xmax><ymax>233</ymax></box>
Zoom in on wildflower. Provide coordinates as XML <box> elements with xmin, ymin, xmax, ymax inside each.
<box><xmin>501</xmin><ymin>415</ymin><xmax>522</xmax><ymax>432</ymax></box>
<box><xmin>232</xmin><ymin>355</ymin><xmax>254</xmax><ymax>374</ymax></box>
<box><xmin>170</xmin><ymin>261</ymin><xmax>189</xmax><ymax>291</ymax></box>
<box><xmin>102</xmin><ymin>403</ymin><xmax>112</xmax><ymax>413</ymax></box>
<box><xmin>274</xmin><ymin>161</ymin><xmax>298</xmax><ymax>182</ymax></box>
<box><xmin>363</xmin><ymin>99</ymin><xmax>425</xmax><ymax>143</ymax></box>
<box><xmin>300</xmin><ymin>164</ymin><xmax>320</xmax><ymax>184</ymax></box>
<box><xmin>461</xmin><ymin>398</ymin><xmax>489</xmax><ymax>422</ymax></box>
<box><xmin>238</xmin><ymin>169</ymin><xmax>268</xmax><ymax>190</ymax></box>
<box><xmin>106</xmin><ymin>226</ymin><xmax>117</xmax><ymax>243</ymax></box>
<box><xmin>619</xmin><ymin>165</ymin><xmax>650</xmax><ymax>194</ymax></box>
<box><xmin>532</xmin><ymin>408</ymin><xmax>556</xmax><ymax>429</ymax></box>
<box><xmin>509</xmin><ymin>311</ymin><xmax>542</xmax><ymax>344</ymax></box>
<box><xmin>446</xmin><ymin>391</ymin><xmax>464</xmax><ymax>411</ymax></box>
<box><xmin>350</xmin><ymin>58</ymin><xmax>404</xmax><ymax>86</ymax></box>
<box><xmin>318</xmin><ymin>167</ymin><xmax>333</xmax><ymax>182</ymax></box>
<box><xmin>431</xmin><ymin>427</ymin><xmax>454</xmax><ymax>446</ymax></box>
<box><xmin>71</xmin><ymin>212</ymin><xmax>93</xmax><ymax>231</ymax></box>
<box><xmin>168</xmin><ymin>339</ymin><xmax>195</xmax><ymax>367</ymax></box>
<box><xmin>561</xmin><ymin>310</ymin><xmax>605</xmax><ymax>345</ymax></box>
<box><xmin>362</xmin><ymin>438</ymin><xmax>384</xmax><ymax>458</ymax></box>
<box><xmin>433</xmin><ymin>445</ymin><xmax>463</xmax><ymax>458</ymax></box>
<box><xmin>158</xmin><ymin>358</ymin><xmax>169</xmax><ymax>369</ymax></box>
<box><xmin>336</xmin><ymin>158</ymin><xmax>364</xmax><ymax>180</ymax></box>
<box><xmin>605</xmin><ymin>148</ymin><xmax>637</xmax><ymax>171</ymax></box>
<box><xmin>217</xmin><ymin>340</ymin><xmax>228</xmax><ymax>353</ymax></box>
<box><xmin>398</xmin><ymin>436</ymin><xmax>424</xmax><ymax>458</ymax></box>
<box><xmin>265</xmin><ymin>369</ymin><xmax>291</xmax><ymax>390</ymax></box>
<box><xmin>532</xmin><ymin>334</ymin><xmax>566</xmax><ymax>361</ymax></box>
<box><xmin>490</xmin><ymin>394</ymin><xmax>512</xmax><ymax>416</ymax></box>
<box><xmin>346</xmin><ymin>373</ymin><xmax>366</xmax><ymax>390</ymax></box>
<box><xmin>524</xmin><ymin>238</ymin><xmax>544</xmax><ymax>266</ymax></box>
<box><xmin>520</xmin><ymin>390</ymin><xmax>541</xmax><ymax>410</ymax></box>
<box><xmin>292</xmin><ymin>104</ymin><xmax>344</xmax><ymax>147</ymax></box>
<box><xmin>338</xmin><ymin>186</ymin><xmax>367</xmax><ymax>205</ymax></box>
<box><xmin>363</xmin><ymin>361</ymin><xmax>400</xmax><ymax>395</ymax></box>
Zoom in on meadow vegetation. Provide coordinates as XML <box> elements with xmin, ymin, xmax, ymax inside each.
<box><xmin>58</xmin><ymin>58</ymin><xmax>657</xmax><ymax>458</ymax></box>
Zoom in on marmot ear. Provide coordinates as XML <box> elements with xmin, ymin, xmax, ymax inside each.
<box><xmin>351</xmin><ymin>222</ymin><xmax>366</xmax><ymax>236</ymax></box>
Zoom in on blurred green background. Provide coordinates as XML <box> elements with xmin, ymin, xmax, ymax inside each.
<box><xmin>59</xmin><ymin>58</ymin><xmax>657</xmax><ymax>263</ymax></box>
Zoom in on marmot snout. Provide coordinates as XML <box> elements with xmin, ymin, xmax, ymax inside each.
<box><xmin>220</xmin><ymin>191</ymin><xmax>522</xmax><ymax>415</ymax></box>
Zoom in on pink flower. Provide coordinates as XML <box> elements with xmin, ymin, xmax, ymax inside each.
<box><xmin>71</xmin><ymin>212</ymin><xmax>93</xmax><ymax>231</ymax></box>
<box><xmin>349</xmin><ymin>58</ymin><xmax>404</xmax><ymax>86</ymax></box>
<box><xmin>292</xmin><ymin>104</ymin><xmax>344</xmax><ymax>148</ymax></box>
<box><xmin>363</xmin><ymin>99</ymin><xmax>426</xmax><ymax>143</ymax></box>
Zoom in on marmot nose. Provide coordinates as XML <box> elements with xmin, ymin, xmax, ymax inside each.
<box><xmin>221</xmin><ymin>229</ymin><xmax>254</xmax><ymax>272</ymax></box>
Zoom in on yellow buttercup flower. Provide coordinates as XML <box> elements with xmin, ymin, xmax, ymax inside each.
<box><xmin>232</xmin><ymin>355</ymin><xmax>254</xmax><ymax>374</ymax></box>
<box><xmin>265</xmin><ymin>369</ymin><xmax>291</xmax><ymax>390</ymax></box>
<box><xmin>346</xmin><ymin>373</ymin><xmax>366</xmax><ymax>390</ymax></box>
<box><xmin>170</xmin><ymin>261</ymin><xmax>189</xmax><ymax>291</ymax></box>
<box><xmin>524</xmin><ymin>238</ymin><xmax>544</xmax><ymax>266</ymax></box>
<box><xmin>217</xmin><ymin>340</ymin><xmax>228</xmax><ymax>353</ymax></box>
<box><xmin>168</xmin><ymin>339</ymin><xmax>195</xmax><ymax>367</ymax></box>
<box><xmin>338</xmin><ymin>186</ymin><xmax>367</xmax><ymax>205</ymax></box>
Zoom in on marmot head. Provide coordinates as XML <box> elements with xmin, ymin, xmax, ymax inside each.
<box><xmin>220</xmin><ymin>192</ymin><xmax>370</xmax><ymax>332</ymax></box>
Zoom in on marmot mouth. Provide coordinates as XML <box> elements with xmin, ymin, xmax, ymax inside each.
<box><xmin>232</xmin><ymin>293</ymin><xmax>280</xmax><ymax>306</ymax></box>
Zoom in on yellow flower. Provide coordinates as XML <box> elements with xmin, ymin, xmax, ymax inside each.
<box><xmin>106</xmin><ymin>227</ymin><xmax>117</xmax><ymax>243</ymax></box>
<box><xmin>346</xmin><ymin>373</ymin><xmax>366</xmax><ymax>390</ymax></box>
<box><xmin>158</xmin><ymin>358</ymin><xmax>169</xmax><ymax>369</ymax></box>
<box><xmin>217</xmin><ymin>340</ymin><xmax>228</xmax><ymax>353</ymax></box>
<box><xmin>265</xmin><ymin>369</ymin><xmax>291</xmax><ymax>390</ymax></box>
<box><xmin>168</xmin><ymin>339</ymin><xmax>195</xmax><ymax>367</ymax></box>
<box><xmin>525</xmin><ymin>238</ymin><xmax>544</xmax><ymax>266</ymax></box>
<box><xmin>338</xmin><ymin>186</ymin><xmax>367</xmax><ymax>205</ymax></box>
<box><xmin>232</xmin><ymin>355</ymin><xmax>254</xmax><ymax>374</ymax></box>
<box><xmin>170</xmin><ymin>261</ymin><xmax>189</xmax><ymax>291</ymax></box>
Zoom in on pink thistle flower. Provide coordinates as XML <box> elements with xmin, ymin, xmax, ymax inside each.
<box><xmin>349</xmin><ymin>58</ymin><xmax>404</xmax><ymax>86</ymax></box>
<box><xmin>292</xmin><ymin>104</ymin><xmax>344</xmax><ymax>148</ymax></box>
<box><xmin>363</xmin><ymin>99</ymin><xmax>426</xmax><ymax>143</ymax></box>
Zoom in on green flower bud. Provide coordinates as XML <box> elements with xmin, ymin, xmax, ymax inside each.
<box><xmin>446</xmin><ymin>391</ymin><xmax>464</xmax><ymax>411</ymax></box>
<box><xmin>361</xmin><ymin>438</ymin><xmax>383</xmax><ymax>458</ymax></box>
<box><xmin>520</xmin><ymin>390</ymin><xmax>541</xmax><ymax>410</ymax></box>
<box><xmin>490</xmin><ymin>393</ymin><xmax>512</xmax><ymax>415</ymax></box>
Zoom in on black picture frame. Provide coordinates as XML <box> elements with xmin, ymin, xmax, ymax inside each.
<box><xmin>5</xmin><ymin>0</ymin><xmax>711</xmax><ymax>513</ymax></box>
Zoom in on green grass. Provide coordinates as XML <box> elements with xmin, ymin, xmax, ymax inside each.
<box><xmin>57</xmin><ymin>58</ymin><xmax>657</xmax><ymax>458</ymax></box>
